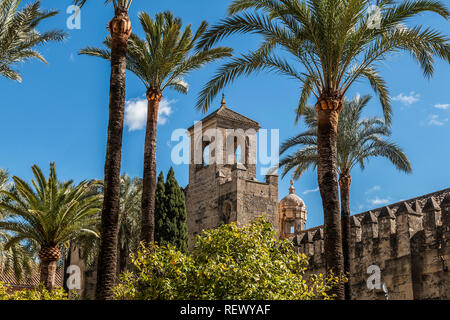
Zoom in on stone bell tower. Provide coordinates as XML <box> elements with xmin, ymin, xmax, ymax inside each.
<box><xmin>185</xmin><ymin>95</ymin><xmax>279</xmax><ymax>248</ymax></box>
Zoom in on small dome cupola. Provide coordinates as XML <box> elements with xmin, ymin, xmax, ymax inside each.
<box><xmin>279</xmin><ymin>180</ymin><xmax>308</xmax><ymax>239</ymax></box>
<box><xmin>280</xmin><ymin>180</ymin><xmax>306</xmax><ymax>208</ymax></box>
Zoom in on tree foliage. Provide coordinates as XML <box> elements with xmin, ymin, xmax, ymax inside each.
<box><xmin>154</xmin><ymin>171</ymin><xmax>168</xmax><ymax>246</ymax></box>
<box><xmin>0</xmin><ymin>163</ymin><xmax>102</xmax><ymax>258</ymax></box>
<box><xmin>196</xmin><ymin>0</ymin><xmax>449</xmax><ymax>125</ymax></box>
<box><xmin>80</xmin><ymin>11</ymin><xmax>233</xmax><ymax>95</ymax></box>
<box><xmin>0</xmin><ymin>169</ymin><xmax>37</xmax><ymax>281</ymax></box>
<box><xmin>280</xmin><ymin>94</ymin><xmax>412</xmax><ymax>178</ymax></box>
<box><xmin>0</xmin><ymin>282</ymin><xmax>68</xmax><ymax>300</ymax></box>
<box><xmin>0</xmin><ymin>0</ymin><xmax>66</xmax><ymax>82</ymax></box>
<box><xmin>65</xmin><ymin>175</ymin><xmax>142</xmax><ymax>273</ymax></box>
<box><xmin>114</xmin><ymin>218</ymin><xmax>341</xmax><ymax>300</ymax></box>
<box><xmin>155</xmin><ymin>168</ymin><xmax>188</xmax><ymax>253</ymax></box>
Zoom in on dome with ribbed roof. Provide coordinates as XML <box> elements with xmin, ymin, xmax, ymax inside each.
<box><xmin>278</xmin><ymin>180</ymin><xmax>307</xmax><ymax>240</ymax></box>
<box><xmin>280</xmin><ymin>180</ymin><xmax>305</xmax><ymax>208</ymax></box>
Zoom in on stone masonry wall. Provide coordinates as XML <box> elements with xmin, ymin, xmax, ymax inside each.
<box><xmin>294</xmin><ymin>188</ymin><xmax>450</xmax><ymax>300</ymax></box>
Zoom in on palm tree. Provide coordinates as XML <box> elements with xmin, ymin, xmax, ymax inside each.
<box><xmin>279</xmin><ymin>94</ymin><xmax>412</xmax><ymax>299</ymax></box>
<box><xmin>61</xmin><ymin>181</ymin><xmax>103</xmax><ymax>293</ymax></box>
<box><xmin>117</xmin><ymin>174</ymin><xmax>141</xmax><ymax>274</ymax></box>
<box><xmin>81</xmin><ymin>11</ymin><xmax>233</xmax><ymax>244</ymax></box>
<box><xmin>0</xmin><ymin>0</ymin><xmax>66</xmax><ymax>82</ymax></box>
<box><xmin>195</xmin><ymin>0</ymin><xmax>449</xmax><ymax>299</ymax></box>
<box><xmin>64</xmin><ymin>175</ymin><xmax>142</xmax><ymax>281</ymax></box>
<box><xmin>0</xmin><ymin>163</ymin><xmax>102</xmax><ymax>291</ymax></box>
<box><xmin>62</xmin><ymin>175</ymin><xmax>140</xmax><ymax>293</ymax></box>
<box><xmin>74</xmin><ymin>0</ymin><xmax>133</xmax><ymax>300</ymax></box>
<box><xmin>0</xmin><ymin>169</ymin><xmax>36</xmax><ymax>281</ymax></box>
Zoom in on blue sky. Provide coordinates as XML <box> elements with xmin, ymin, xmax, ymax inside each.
<box><xmin>0</xmin><ymin>0</ymin><xmax>449</xmax><ymax>229</ymax></box>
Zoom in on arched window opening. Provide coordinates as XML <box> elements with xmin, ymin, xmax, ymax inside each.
<box><xmin>284</xmin><ymin>221</ymin><xmax>295</xmax><ymax>235</ymax></box>
<box><xmin>235</xmin><ymin>145</ymin><xmax>243</xmax><ymax>164</ymax></box>
<box><xmin>203</xmin><ymin>144</ymin><xmax>210</xmax><ymax>167</ymax></box>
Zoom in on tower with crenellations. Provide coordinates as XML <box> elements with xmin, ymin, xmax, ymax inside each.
<box><xmin>184</xmin><ymin>95</ymin><xmax>279</xmax><ymax>249</ymax></box>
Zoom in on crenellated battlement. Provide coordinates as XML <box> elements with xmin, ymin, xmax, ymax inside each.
<box><xmin>296</xmin><ymin>189</ymin><xmax>449</xmax><ymax>252</ymax></box>
<box><xmin>293</xmin><ymin>188</ymin><xmax>450</xmax><ymax>300</ymax></box>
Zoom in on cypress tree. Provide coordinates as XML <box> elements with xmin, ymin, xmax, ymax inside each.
<box><xmin>154</xmin><ymin>171</ymin><xmax>168</xmax><ymax>245</ymax></box>
<box><xmin>165</xmin><ymin>167</ymin><xmax>188</xmax><ymax>252</ymax></box>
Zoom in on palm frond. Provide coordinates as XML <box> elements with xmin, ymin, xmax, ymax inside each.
<box><xmin>81</xmin><ymin>10</ymin><xmax>232</xmax><ymax>102</ymax></box>
<box><xmin>0</xmin><ymin>0</ymin><xmax>67</xmax><ymax>82</ymax></box>
<box><xmin>0</xmin><ymin>163</ymin><xmax>102</xmax><ymax>260</ymax></box>
<box><xmin>280</xmin><ymin>94</ymin><xmax>412</xmax><ymax>179</ymax></box>
<box><xmin>197</xmin><ymin>0</ymin><xmax>449</xmax><ymax>121</ymax></box>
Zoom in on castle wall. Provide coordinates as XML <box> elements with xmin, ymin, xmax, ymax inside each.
<box><xmin>294</xmin><ymin>189</ymin><xmax>450</xmax><ymax>300</ymax></box>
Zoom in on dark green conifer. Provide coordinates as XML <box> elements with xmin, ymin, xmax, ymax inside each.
<box><xmin>154</xmin><ymin>171</ymin><xmax>167</xmax><ymax>245</ymax></box>
<box><xmin>164</xmin><ymin>167</ymin><xmax>188</xmax><ymax>252</ymax></box>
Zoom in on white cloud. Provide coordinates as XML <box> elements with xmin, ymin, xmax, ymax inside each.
<box><xmin>365</xmin><ymin>185</ymin><xmax>381</xmax><ymax>194</ymax></box>
<box><xmin>125</xmin><ymin>97</ymin><xmax>174</xmax><ymax>131</ymax></box>
<box><xmin>392</xmin><ymin>92</ymin><xmax>420</xmax><ymax>105</ymax></box>
<box><xmin>158</xmin><ymin>99</ymin><xmax>173</xmax><ymax>125</ymax></box>
<box><xmin>427</xmin><ymin>114</ymin><xmax>448</xmax><ymax>126</ymax></box>
<box><xmin>368</xmin><ymin>197</ymin><xmax>389</xmax><ymax>206</ymax></box>
<box><xmin>302</xmin><ymin>187</ymin><xmax>319</xmax><ymax>195</ymax></box>
<box><xmin>434</xmin><ymin>103</ymin><xmax>450</xmax><ymax>110</ymax></box>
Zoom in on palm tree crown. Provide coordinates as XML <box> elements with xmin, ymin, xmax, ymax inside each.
<box><xmin>65</xmin><ymin>174</ymin><xmax>142</xmax><ymax>273</ymax></box>
<box><xmin>196</xmin><ymin>0</ymin><xmax>449</xmax><ymax>124</ymax></box>
<box><xmin>0</xmin><ymin>0</ymin><xmax>66</xmax><ymax>82</ymax></box>
<box><xmin>81</xmin><ymin>11</ymin><xmax>233</xmax><ymax>95</ymax></box>
<box><xmin>0</xmin><ymin>163</ymin><xmax>102</xmax><ymax>250</ymax></box>
<box><xmin>0</xmin><ymin>163</ymin><xmax>102</xmax><ymax>290</ymax></box>
<box><xmin>280</xmin><ymin>95</ymin><xmax>412</xmax><ymax>178</ymax></box>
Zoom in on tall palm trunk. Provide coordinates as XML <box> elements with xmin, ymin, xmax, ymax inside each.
<box><xmin>316</xmin><ymin>97</ymin><xmax>345</xmax><ymax>300</ymax></box>
<box><xmin>39</xmin><ymin>246</ymin><xmax>61</xmax><ymax>291</ymax></box>
<box><xmin>95</xmin><ymin>7</ymin><xmax>131</xmax><ymax>300</ymax></box>
<box><xmin>141</xmin><ymin>88</ymin><xmax>162</xmax><ymax>244</ymax></box>
<box><xmin>339</xmin><ymin>173</ymin><xmax>352</xmax><ymax>300</ymax></box>
<box><xmin>118</xmin><ymin>222</ymin><xmax>130</xmax><ymax>275</ymax></box>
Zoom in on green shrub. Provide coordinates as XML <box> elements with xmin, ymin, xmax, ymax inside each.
<box><xmin>114</xmin><ymin>217</ymin><xmax>341</xmax><ymax>300</ymax></box>
<box><xmin>0</xmin><ymin>282</ymin><xmax>68</xmax><ymax>300</ymax></box>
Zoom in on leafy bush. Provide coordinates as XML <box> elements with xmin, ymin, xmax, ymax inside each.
<box><xmin>0</xmin><ymin>282</ymin><xmax>68</xmax><ymax>300</ymax></box>
<box><xmin>114</xmin><ymin>217</ymin><xmax>341</xmax><ymax>300</ymax></box>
